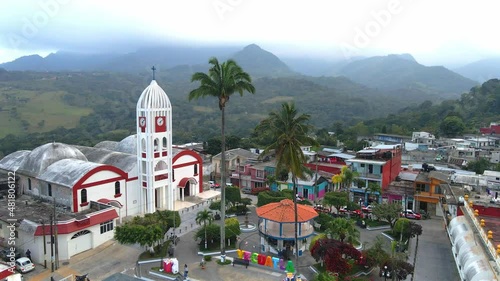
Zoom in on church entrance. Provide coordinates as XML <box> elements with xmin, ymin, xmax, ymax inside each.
<box><xmin>183</xmin><ymin>180</ymin><xmax>191</xmax><ymax>197</ymax></box>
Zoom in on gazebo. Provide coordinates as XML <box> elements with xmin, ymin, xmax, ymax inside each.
<box><xmin>256</xmin><ymin>199</ymin><xmax>318</xmax><ymax>257</ymax></box>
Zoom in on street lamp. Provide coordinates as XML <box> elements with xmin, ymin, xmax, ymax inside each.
<box><xmin>382</xmin><ymin>265</ymin><xmax>389</xmax><ymax>281</ymax></box>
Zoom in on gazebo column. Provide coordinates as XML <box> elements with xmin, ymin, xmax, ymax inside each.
<box><xmin>279</xmin><ymin>222</ymin><xmax>282</xmax><ymax>237</ymax></box>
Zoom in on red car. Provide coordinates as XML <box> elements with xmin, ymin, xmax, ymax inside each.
<box><xmin>400</xmin><ymin>210</ymin><xmax>422</xmax><ymax>220</ymax></box>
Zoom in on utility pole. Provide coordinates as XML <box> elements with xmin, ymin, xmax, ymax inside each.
<box><xmin>50</xmin><ymin>214</ymin><xmax>54</xmax><ymax>272</ymax></box>
<box><xmin>41</xmin><ymin>220</ymin><xmax>47</xmax><ymax>269</ymax></box>
<box><xmin>53</xmin><ymin>198</ymin><xmax>59</xmax><ymax>270</ymax></box>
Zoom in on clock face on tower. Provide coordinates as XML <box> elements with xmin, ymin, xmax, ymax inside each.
<box><xmin>155</xmin><ymin>116</ymin><xmax>166</xmax><ymax>132</ymax></box>
<box><xmin>138</xmin><ymin>117</ymin><xmax>146</xmax><ymax>132</ymax></box>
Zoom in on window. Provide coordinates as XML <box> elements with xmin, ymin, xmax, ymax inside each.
<box><xmin>28</xmin><ymin>178</ymin><xmax>31</xmax><ymax>190</ymax></box>
<box><xmin>256</xmin><ymin>170</ymin><xmax>264</xmax><ymax>178</ymax></box>
<box><xmin>255</xmin><ymin>182</ymin><xmax>264</xmax><ymax>188</ymax></box>
<box><xmin>48</xmin><ymin>184</ymin><xmax>52</xmax><ymax>196</ymax></box>
<box><xmin>360</xmin><ymin>163</ymin><xmax>365</xmax><ymax>167</ymax></box>
<box><xmin>194</xmin><ymin>164</ymin><xmax>198</xmax><ymax>175</ymax></box>
<box><xmin>100</xmin><ymin>220</ymin><xmax>114</xmax><ymax>234</ymax></box>
<box><xmin>172</xmin><ymin>169</ymin><xmax>175</xmax><ymax>181</ymax></box>
<box><xmin>81</xmin><ymin>189</ymin><xmax>87</xmax><ymax>204</ymax></box>
<box><xmin>416</xmin><ymin>183</ymin><xmax>429</xmax><ymax>192</ymax></box>
<box><xmin>115</xmin><ymin>181</ymin><xmax>120</xmax><ymax>195</ymax></box>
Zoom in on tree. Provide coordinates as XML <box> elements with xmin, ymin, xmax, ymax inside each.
<box><xmin>326</xmin><ymin>218</ymin><xmax>360</xmax><ymax>246</ymax></box>
<box><xmin>439</xmin><ymin>116</ymin><xmax>465</xmax><ymax>137</ymax></box>
<box><xmin>409</xmin><ymin>222</ymin><xmax>423</xmax><ymax>281</ymax></box>
<box><xmin>195</xmin><ymin>210</ymin><xmax>214</xmax><ymax>249</ymax></box>
<box><xmin>114</xmin><ymin>211</ymin><xmax>180</xmax><ymax>254</ymax></box>
<box><xmin>310</xmin><ymin>238</ymin><xmax>361</xmax><ymax>276</ymax></box>
<box><xmin>466</xmin><ymin>157</ymin><xmax>491</xmax><ymax>174</ymax></box>
<box><xmin>366</xmin><ymin>182</ymin><xmax>382</xmax><ymax>203</ymax></box>
<box><xmin>257</xmin><ymin>102</ymin><xmax>318</xmax><ymax>276</ymax></box>
<box><xmin>323</xmin><ymin>191</ymin><xmax>349</xmax><ymax>213</ymax></box>
<box><xmin>372</xmin><ymin>203</ymin><xmax>402</xmax><ymax>228</ymax></box>
<box><xmin>189</xmin><ymin>57</ymin><xmax>255</xmax><ymax>258</ymax></box>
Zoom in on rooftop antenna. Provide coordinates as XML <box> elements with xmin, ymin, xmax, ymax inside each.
<box><xmin>151</xmin><ymin>66</ymin><xmax>156</xmax><ymax>80</ymax></box>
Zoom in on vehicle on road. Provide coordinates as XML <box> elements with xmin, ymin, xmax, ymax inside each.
<box><xmin>208</xmin><ymin>181</ymin><xmax>220</xmax><ymax>189</ymax></box>
<box><xmin>362</xmin><ymin>205</ymin><xmax>374</xmax><ymax>213</ymax></box>
<box><xmin>400</xmin><ymin>209</ymin><xmax>422</xmax><ymax>220</ymax></box>
<box><xmin>15</xmin><ymin>257</ymin><xmax>35</xmax><ymax>273</ymax></box>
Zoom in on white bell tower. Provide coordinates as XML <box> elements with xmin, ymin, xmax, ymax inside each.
<box><xmin>136</xmin><ymin>67</ymin><xmax>173</xmax><ymax>213</ymax></box>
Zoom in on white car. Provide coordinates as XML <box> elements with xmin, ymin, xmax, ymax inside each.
<box><xmin>15</xmin><ymin>257</ymin><xmax>35</xmax><ymax>273</ymax></box>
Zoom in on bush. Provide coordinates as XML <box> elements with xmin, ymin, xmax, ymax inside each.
<box><xmin>217</xmin><ymin>259</ymin><xmax>232</xmax><ymax>265</ymax></box>
<box><xmin>204</xmin><ymin>255</ymin><xmax>212</xmax><ymax>262</ymax></box>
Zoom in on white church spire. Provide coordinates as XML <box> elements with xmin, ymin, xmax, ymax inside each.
<box><xmin>136</xmin><ymin>70</ymin><xmax>173</xmax><ymax>213</ymax></box>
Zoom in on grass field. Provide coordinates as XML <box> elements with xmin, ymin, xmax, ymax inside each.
<box><xmin>0</xmin><ymin>89</ymin><xmax>92</xmax><ymax>138</ymax></box>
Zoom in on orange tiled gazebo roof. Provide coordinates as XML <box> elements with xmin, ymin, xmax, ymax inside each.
<box><xmin>256</xmin><ymin>199</ymin><xmax>319</xmax><ymax>223</ymax></box>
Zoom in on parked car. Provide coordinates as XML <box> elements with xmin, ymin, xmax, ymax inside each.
<box><xmin>0</xmin><ymin>248</ymin><xmax>21</xmax><ymax>262</ymax></box>
<box><xmin>15</xmin><ymin>257</ymin><xmax>35</xmax><ymax>273</ymax></box>
<box><xmin>208</xmin><ymin>181</ymin><xmax>220</xmax><ymax>189</ymax></box>
<box><xmin>313</xmin><ymin>205</ymin><xmax>330</xmax><ymax>214</ymax></box>
<box><xmin>362</xmin><ymin>205</ymin><xmax>374</xmax><ymax>213</ymax></box>
<box><xmin>400</xmin><ymin>210</ymin><xmax>422</xmax><ymax>220</ymax></box>
<box><xmin>339</xmin><ymin>207</ymin><xmax>362</xmax><ymax>216</ymax></box>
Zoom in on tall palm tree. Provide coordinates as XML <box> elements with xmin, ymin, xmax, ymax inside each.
<box><xmin>189</xmin><ymin>57</ymin><xmax>255</xmax><ymax>258</ymax></box>
<box><xmin>258</xmin><ymin>102</ymin><xmax>318</xmax><ymax>276</ymax></box>
<box><xmin>341</xmin><ymin>166</ymin><xmax>358</xmax><ymax>201</ymax></box>
<box><xmin>195</xmin><ymin>210</ymin><xmax>214</xmax><ymax>249</ymax></box>
<box><xmin>366</xmin><ymin>182</ymin><xmax>382</xmax><ymax>204</ymax></box>
<box><xmin>325</xmin><ymin>218</ymin><xmax>360</xmax><ymax>246</ymax></box>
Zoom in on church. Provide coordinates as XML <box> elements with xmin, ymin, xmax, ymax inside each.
<box><xmin>0</xmin><ymin>77</ymin><xmax>204</xmax><ymax>262</ymax></box>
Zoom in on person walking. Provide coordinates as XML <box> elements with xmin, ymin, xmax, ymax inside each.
<box><xmin>25</xmin><ymin>249</ymin><xmax>31</xmax><ymax>261</ymax></box>
<box><xmin>183</xmin><ymin>264</ymin><xmax>188</xmax><ymax>280</ymax></box>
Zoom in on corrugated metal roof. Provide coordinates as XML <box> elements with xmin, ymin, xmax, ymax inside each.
<box><xmin>38</xmin><ymin>159</ymin><xmax>102</xmax><ymax>188</ymax></box>
<box><xmin>329</xmin><ymin>153</ymin><xmax>355</xmax><ymax>159</ymax></box>
<box><xmin>0</xmin><ymin>150</ymin><xmax>30</xmax><ymax>171</ymax></box>
<box><xmin>17</xmin><ymin>143</ymin><xmax>88</xmax><ymax>177</ymax></box>
<box><xmin>74</xmin><ymin>146</ymin><xmax>137</xmax><ymax>173</ymax></box>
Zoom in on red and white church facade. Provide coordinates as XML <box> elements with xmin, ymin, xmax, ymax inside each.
<box><xmin>0</xmin><ymin>79</ymin><xmax>203</xmax><ymax>262</ymax></box>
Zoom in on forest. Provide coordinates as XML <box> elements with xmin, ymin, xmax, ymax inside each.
<box><xmin>0</xmin><ymin>68</ymin><xmax>498</xmax><ymax>158</ymax></box>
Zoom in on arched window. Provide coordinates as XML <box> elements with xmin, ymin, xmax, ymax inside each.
<box><xmin>28</xmin><ymin>178</ymin><xmax>31</xmax><ymax>190</ymax></box>
<box><xmin>81</xmin><ymin>189</ymin><xmax>87</xmax><ymax>204</ymax></box>
<box><xmin>194</xmin><ymin>164</ymin><xmax>198</xmax><ymax>175</ymax></box>
<box><xmin>154</xmin><ymin>138</ymin><xmax>159</xmax><ymax>151</ymax></box>
<box><xmin>48</xmin><ymin>183</ymin><xmax>52</xmax><ymax>196</ymax></box>
<box><xmin>115</xmin><ymin>181</ymin><xmax>121</xmax><ymax>195</ymax></box>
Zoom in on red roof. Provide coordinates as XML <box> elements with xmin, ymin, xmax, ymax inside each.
<box><xmin>33</xmin><ymin>208</ymin><xmax>118</xmax><ymax>236</ymax></box>
<box><xmin>256</xmin><ymin>199</ymin><xmax>318</xmax><ymax>223</ymax></box>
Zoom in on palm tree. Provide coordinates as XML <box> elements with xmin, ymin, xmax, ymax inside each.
<box><xmin>258</xmin><ymin>102</ymin><xmax>318</xmax><ymax>276</ymax></box>
<box><xmin>325</xmin><ymin>218</ymin><xmax>360</xmax><ymax>246</ymax></box>
<box><xmin>366</xmin><ymin>182</ymin><xmax>382</xmax><ymax>204</ymax></box>
<box><xmin>341</xmin><ymin>166</ymin><xmax>358</xmax><ymax>199</ymax></box>
<box><xmin>195</xmin><ymin>210</ymin><xmax>214</xmax><ymax>249</ymax></box>
<box><xmin>189</xmin><ymin>57</ymin><xmax>255</xmax><ymax>258</ymax></box>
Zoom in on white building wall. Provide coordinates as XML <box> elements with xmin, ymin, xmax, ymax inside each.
<box><xmin>78</xmin><ymin>176</ymin><xmax>126</xmax><ymax>212</ymax></box>
<box><xmin>125</xmin><ymin>179</ymin><xmax>141</xmax><ymax>217</ymax></box>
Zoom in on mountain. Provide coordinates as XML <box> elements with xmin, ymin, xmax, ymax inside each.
<box><xmin>0</xmin><ymin>52</ymin><xmax>119</xmax><ymax>71</ymax></box>
<box><xmin>337</xmin><ymin>54</ymin><xmax>478</xmax><ymax>96</ymax></box>
<box><xmin>454</xmin><ymin>58</ymin><xmax>500</xmax><ymax>83</ymax></box>
<box><xmin>230</xmin><ymin>44</ymin><xmax>295</xmax><ymax>77</ymax></box>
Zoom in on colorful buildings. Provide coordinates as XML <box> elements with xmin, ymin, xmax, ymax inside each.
<box><xmin>345</xmin><ymin>144</ymin><xmax>402</xmax><ymax>205</ymax></box>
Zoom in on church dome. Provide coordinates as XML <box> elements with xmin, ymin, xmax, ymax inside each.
<box><xmin>137</xmin><ymin>80</ymin><xmax>171</xmax><ymax>109</ymax></box>
<box><xmin>115</xmin><ymin>135</ymin><xmax>137</xmax><ymax>155</ymax></box>
<box><xmin>18</xmin><ymin>142</ymin><xmax>88</xmax><ymax>177</ymax></box>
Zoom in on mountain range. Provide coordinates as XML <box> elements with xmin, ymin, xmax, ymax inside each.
<box><xmin>1</xmin><ymin>43</ymin><xmax>491</xmax><ymax>93</ymax></box>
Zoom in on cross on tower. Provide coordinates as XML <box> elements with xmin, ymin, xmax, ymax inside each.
<box><xmin>151</xmin><ymin>66</ymin><xmax>156</xmax><ymax>80</ymax></box>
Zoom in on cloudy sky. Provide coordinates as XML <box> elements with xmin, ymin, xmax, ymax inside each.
<box><xmin>1</xmin><ymin>0</ymin><xmax>499</xmax><ymax>67</ymax></box>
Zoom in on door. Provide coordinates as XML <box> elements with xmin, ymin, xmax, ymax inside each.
<box><xmin>68</xmin><ymin>230</ymin><xmax>92</xmax><ymax>258</ymax></box>
<box><xmin>303</xmin><ymin>188</ymin><xmax>309</xmax><ymax>199</ymax></box>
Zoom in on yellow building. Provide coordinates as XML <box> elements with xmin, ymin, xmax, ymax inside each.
<box><xmin>414</xmin><ymin>171</ymin><xmax>450</xmax><ymax>216</ymax></box>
